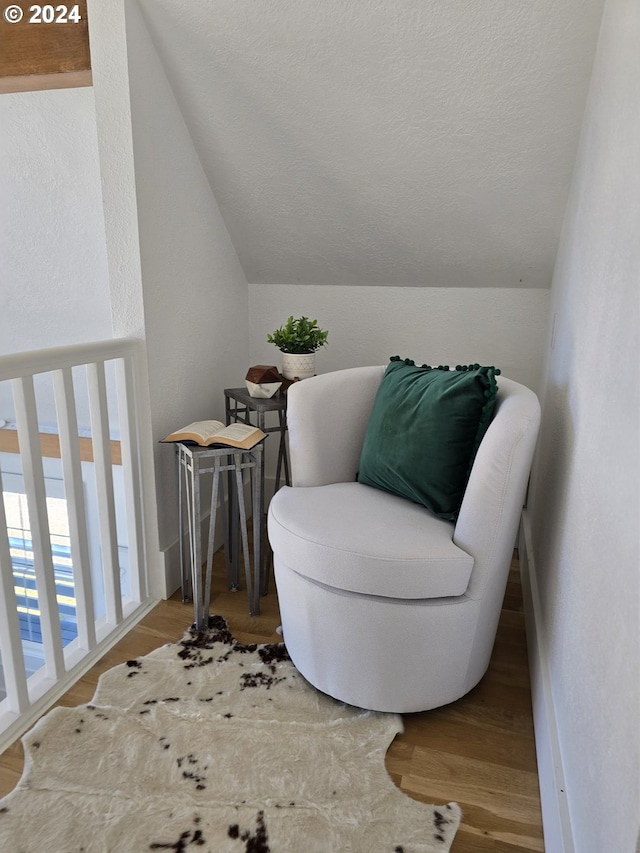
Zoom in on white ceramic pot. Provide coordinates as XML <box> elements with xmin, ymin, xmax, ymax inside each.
<box><xmin>281</xmin><ymin>352</ymin><xmax>316</xmax><ymax>381</ymax></box>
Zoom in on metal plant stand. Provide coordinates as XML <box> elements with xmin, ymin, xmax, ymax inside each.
<box><xmin>176</xmin><ymin>441</ymin><xmax>264</xmax><ymax>627</ymax></box>
<box><xmin>224</xmin><ymin>387</ymin><xmax>290</xmax><ymax>592</ymax></box>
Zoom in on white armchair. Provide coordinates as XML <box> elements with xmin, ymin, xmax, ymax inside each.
<box><xmin>267</xmin><ymin>366</ymin><xmax>540</xmax><ymax>713</ymax></box>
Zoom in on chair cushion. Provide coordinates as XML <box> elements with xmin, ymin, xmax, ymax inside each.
<box><xmin>268</xmin><ymin>482</ymin><xmax>474</xmax><ymax>600</ymax></box>
<box><xmin>357</xmin><ymin>358</ymin><xmax>500</xmax><ymax>520</ymax></box>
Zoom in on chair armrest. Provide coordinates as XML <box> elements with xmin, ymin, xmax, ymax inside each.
<box><xmin>286</xmin><ymin>365</ymin><xmax>385</xmax><ymax>487</ymax></box>
<box><xmin>454</xmin><ymin>377</ymin><xmax>541</xmax><ymax>600</ymax></box>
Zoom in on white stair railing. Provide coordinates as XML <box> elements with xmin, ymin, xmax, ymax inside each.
<box><xmin>0</xmin><ymin>338</ymin><xmax>157</xmax><ymax>750</ymax></box>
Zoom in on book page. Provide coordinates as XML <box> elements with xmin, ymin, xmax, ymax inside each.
<box><xmin>175</xmin><ymin>420</ymin><xmax>224</xmax><ymax>441</ymax></box>
<box><xmin>219</xmin><ymin>422</ymin><xmax>260</xmax><ymax>440</ymax></box>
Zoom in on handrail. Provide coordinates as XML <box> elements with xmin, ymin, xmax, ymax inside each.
<box><xmin>0</xmin><ymin>338</ymin><xmax>142</xmax><ymax>381</ymax></box>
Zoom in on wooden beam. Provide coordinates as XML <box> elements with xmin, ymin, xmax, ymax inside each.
<box><xmin>0</xmin><ymin>69</ymin><xmax>92</xmax><ymax>94</ymax></box>
<box><xmin>0</xmin><ymin>429</ymin><xmax>121</xmax><ymax>466</ymax></box>
<box><xmin>0</xmin><ymin>1</ymin><xmax>90</xmax><ymax>92</ymax></box>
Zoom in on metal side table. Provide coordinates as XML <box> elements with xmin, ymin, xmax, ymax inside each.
<box><xmin>224</xmin><ymin>388</ymin><xmax>290</xmax><ymax>592</ymax></box>
<box><xmin>176</xmin><ymin>441</ymin><xmax>264</xmax><ymax>627</ymax></box>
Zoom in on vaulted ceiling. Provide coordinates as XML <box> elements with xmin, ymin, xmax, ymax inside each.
<box><xmin>135</xmin><ymin>0</ymin><xmax>604</xmax><ymax>287</ymax></box>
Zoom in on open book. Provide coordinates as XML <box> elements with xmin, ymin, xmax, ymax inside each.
<box><xmin>161</xmin><ymin>420</ymin><xmax>265</xmax><ymax>450</ymax></box>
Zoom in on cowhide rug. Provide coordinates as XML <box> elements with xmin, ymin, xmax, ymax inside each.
<box><xmin>0</xmin><ymin>615</ymin><xmax>461</xmax><ymax>852</ymax></box>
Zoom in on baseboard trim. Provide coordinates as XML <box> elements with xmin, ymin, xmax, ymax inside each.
<box><xmin>519</xmin><ymin>511</ymin><xmax>574</xmax><ymax>853</ymax></box>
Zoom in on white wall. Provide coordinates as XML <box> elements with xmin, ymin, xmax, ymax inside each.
<box><xmin>0</xmin><ymin>87</ymin><xmax>112</xmax><ymax>357</ymax></box>
<box><xmin>249</xmin><ymin>284</ymin><xmax>548</xmax><ymax>392</ymax></box>
<box><xmin>0</xmin><ymin>86</ymin><xmax>112</xmax><ymax>429</ymax></box>
<box><xmin>527</xmin><ymin>0</ymin><xmax>640</xmax><ymax>849</ymax></box>
<box><xmin>124</xmin><ymin>0</ymin><xmax>250</xmax><ymax>585</ymax></box>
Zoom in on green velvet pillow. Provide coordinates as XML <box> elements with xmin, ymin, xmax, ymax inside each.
<box><xmin>357</xmin><ymin>358</ymin><xmax>500</xmax><ymax>520</ymax></box>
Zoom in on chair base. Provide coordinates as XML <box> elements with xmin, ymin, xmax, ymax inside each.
<box><xmin>275</xmin><ymin>560</ymin><xmax>487</xmax><ymax>714</ymax></box>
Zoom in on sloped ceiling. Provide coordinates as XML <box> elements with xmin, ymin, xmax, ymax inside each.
<box><xmin>135</xmin><ymin>0</ymin><xmax>604</xmax><ymax>287</ymax></box>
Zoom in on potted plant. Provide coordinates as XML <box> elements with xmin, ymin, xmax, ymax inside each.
<box><xmin>267</xmin><ymin>315</ymin><xmax>329</xmax><ymax>380</ymax></box>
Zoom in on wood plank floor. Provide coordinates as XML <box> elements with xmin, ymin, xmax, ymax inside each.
<box><xmin>0</xmin><ymin>553</ymin><xmax>543</xmax><ymax>852</ymax></box>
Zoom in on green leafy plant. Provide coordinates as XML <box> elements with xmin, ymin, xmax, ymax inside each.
<box><xmin>267</xmin><ymin>316</ymin><xmax>329</xmax><ymax>354</ymax></box>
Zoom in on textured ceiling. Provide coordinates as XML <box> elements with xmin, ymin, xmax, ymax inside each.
<box><xmin>135</xmin><ymin>0</ymin><xmax>604</xmax><ymax>287</ymax></box>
